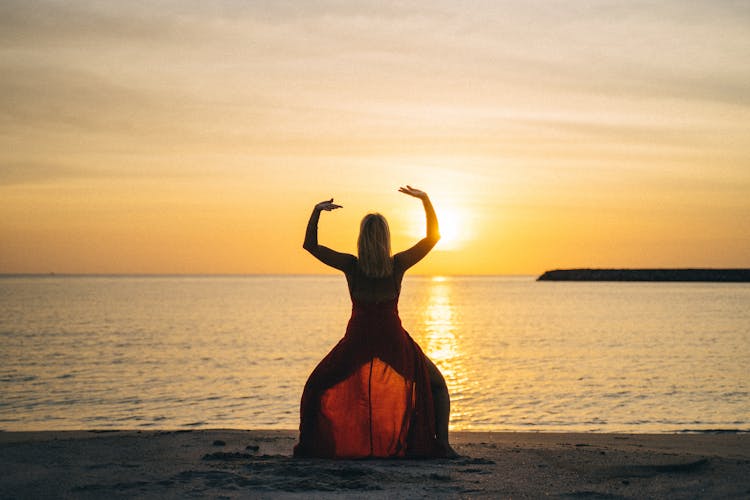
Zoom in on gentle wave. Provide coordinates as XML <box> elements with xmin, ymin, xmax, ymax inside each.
<box><xmin>1</xmin><ymin>275</ymin><xmax>748</xmax><ymax>432</ymax></box>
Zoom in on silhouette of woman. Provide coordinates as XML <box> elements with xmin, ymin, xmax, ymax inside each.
<box><xmin>294</xmin><ymin>186</ymin><xmax>457</xmax><ymax>458</ymax></box>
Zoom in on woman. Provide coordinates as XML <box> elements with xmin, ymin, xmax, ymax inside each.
<box><xmin>293</xmin><ymin>185</ymin><xmax>457</xmax><ymax>459</ymax></box>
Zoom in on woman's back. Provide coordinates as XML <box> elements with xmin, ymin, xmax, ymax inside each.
<box><xmin>345</xmin><ymin>258</ymin><xmax>407</xmax><ymax>304</ymax></box>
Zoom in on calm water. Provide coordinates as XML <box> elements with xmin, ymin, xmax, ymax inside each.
<box><xmin>1</xmin><ymin>275</ymin><xmax>748</xmax><ymax>433</ymax></box>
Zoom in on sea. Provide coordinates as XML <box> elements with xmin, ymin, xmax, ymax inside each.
<box><xmin>1</xmin><ymin>275</ymin><xmax>748</xmax><ymax>433</ymax></box>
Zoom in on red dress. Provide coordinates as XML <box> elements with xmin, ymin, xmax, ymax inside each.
<box><xmin>293</xmin><ymin>267</ymin><xmax>441</xmax><ymax>458</ymax></box>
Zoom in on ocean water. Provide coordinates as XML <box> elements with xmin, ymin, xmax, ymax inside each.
<box><xmin>1</xmin><ymin>275</ymin><xmax>748</xmax><ymax>433</ymax></box>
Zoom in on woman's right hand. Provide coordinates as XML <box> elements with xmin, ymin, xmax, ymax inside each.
<box><xmin>315</xmin><ymin>199</ymin><xmax>342</xmax><ymax>211</ymax></box>
<box><xmin>398</xmin><ymin>185</ymin><xmax>429</xmax><ymax>200</ymax></box>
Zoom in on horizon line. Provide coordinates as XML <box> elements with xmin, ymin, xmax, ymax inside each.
<box><xmin>0</xmin><ymin>272</ymin><xmax>540</xmax><ymax>278</ymax></box>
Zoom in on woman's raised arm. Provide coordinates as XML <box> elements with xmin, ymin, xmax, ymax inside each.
<box><xmin>395</xmin><ymin>186</ymin><xmax>441</xmax><ymax>270</ymax></box>
<box><xmin>303</xmin><ymin>199</ymin><xmax>355</xmax><ymax>271</ymax></box>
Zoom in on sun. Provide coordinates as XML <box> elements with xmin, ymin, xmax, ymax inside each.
<box><xmin>435</xmin><ymin>210</ymin><xmax>466</xmax><ymax>250</ymax></box>
<box><xmin>406</xmin><ymin>204</ymin><xmax>471</xmax><ymax>251</ymax></box>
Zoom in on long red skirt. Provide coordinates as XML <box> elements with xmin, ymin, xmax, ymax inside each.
<box><xmin>293</xmin><ymin>299</ymin><xmax>441</xmax><ymax>458</ymax></box>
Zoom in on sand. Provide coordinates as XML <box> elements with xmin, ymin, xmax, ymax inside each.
<box><xmin>1</xmin><ymin>430</ymin><xmax>748</xmax><ymax>498</ymax></box>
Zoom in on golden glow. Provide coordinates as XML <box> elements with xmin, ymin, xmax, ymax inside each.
<box><xmin>1</xmin><ymin>2</ymin><xmax>749</xmax><ymax>274</ymax></box>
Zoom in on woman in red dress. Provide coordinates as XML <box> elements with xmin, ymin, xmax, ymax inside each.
<box><xmin>294</xmin><ymin>185</ymin><xmax>457</xmax><ymax>458</ymax></box>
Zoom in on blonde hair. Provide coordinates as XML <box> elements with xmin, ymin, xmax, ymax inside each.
<box><xmin>357</xmin><ymin>213</ymin><xmax>393</xmax><ymax>277</ymax></box>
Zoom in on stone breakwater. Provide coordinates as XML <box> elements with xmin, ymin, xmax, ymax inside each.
<box><xmin>537</xmin><ymin>268</ymin><xmax>750</xmax><ymax>282</ymax></box>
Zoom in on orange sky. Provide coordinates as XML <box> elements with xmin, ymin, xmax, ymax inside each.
<box><xmin>1</xmin><ymin>1</ymin><xmax>749</xmax><ymax>275</ymax></box>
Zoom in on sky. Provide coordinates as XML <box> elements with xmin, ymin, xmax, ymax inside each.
<box><xmin>1</xmin><ymin>0</ymin><xmax>749</xmax><ymax>275</ymax></box>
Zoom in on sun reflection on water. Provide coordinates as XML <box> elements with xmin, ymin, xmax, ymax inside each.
<box><xmin>422</xmin><ymin>278</ymin><xmax>457</xmax><ymax>368</ymax></box>
<box><xmin>418</xmin><ymin>276</ymin><xmax>467</xmax><ymax>428</ymax></box>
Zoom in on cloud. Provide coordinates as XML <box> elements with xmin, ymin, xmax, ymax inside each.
<box><xmin>0</xmin><ymin>162</ymin><xmax>92</xmax><ymax>186</ymax></box>
<box><xmin>0</xmin><ymin>1</ymin><xmax>184</xmax><ymax>47</ymax></box>
<box><xmin>2</xmin><ymin>1</ymin><xmax>749</xmax><ymax>170</ymax></box>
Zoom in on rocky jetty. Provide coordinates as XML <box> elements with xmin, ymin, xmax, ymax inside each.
<box><xmin>537</xmin><ymin>268</ymin><xmax>750</xmax><ymax>282</ymax></box>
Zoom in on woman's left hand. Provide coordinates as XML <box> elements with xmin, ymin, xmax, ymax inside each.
<box><xmin>315</xmin><ymin>199</ymin><xmax>343</xmax><ymax>211</ymax></box>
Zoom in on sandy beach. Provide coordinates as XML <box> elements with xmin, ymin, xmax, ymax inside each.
<box><xmin>1</xmin><ymin>430</ymin><xmax>748</xmax><ymax>498</ymax></box>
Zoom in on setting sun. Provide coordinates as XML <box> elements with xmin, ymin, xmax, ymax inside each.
<box><xmin>407</xmin><ymin>204</ymin><xmax>472</xmax><ymax>252</ymax></box>
<box><xmin>437</xmin><ymin>210</ymin><xmax>469</xmax><ymax>251</ymax></box>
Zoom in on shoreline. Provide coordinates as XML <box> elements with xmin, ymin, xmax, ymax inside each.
<box><xmin>2</xmin><ymin>430</ymin><xmax>749</xmax><ymax>498</ymax></box>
